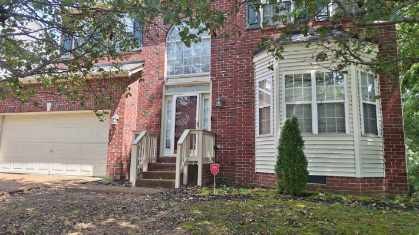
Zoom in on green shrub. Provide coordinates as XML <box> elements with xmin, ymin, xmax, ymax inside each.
<box><xmin>275</xmin><ymin>117</ymin><xmax>308</xmax><ymax>195</ymax></box>
<box><xmin>408</xmin><ymin>150</ymin><xmax>419</xmax><ymax>193</ymax></box>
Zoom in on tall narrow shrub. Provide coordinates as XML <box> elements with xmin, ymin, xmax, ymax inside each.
<box><xmin>275</xmin><ymin>117</ymin><xmax>308</xmax><ymax>195</ymax></box>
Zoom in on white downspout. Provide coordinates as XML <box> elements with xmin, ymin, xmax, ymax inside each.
<box><xmin>350</xmin><ymin>66</ymin><xmax>362</xmax><ymax>178</ymax></box>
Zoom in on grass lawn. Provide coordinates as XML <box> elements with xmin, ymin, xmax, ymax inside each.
<box><xmin>182</xmin><ymin>188</ymin><xmax>419</xmax><ymax>235</ymax></box>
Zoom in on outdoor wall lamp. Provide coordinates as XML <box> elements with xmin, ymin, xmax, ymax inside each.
<box><xmin>111</xmin><ymin>113</ymin><xmax>120</xmax><ymax>125</ymax></box>
<box><xmin>216</xmin><ymin>96</ymin><xmax>224</xmax><ymax>108</ymax></box>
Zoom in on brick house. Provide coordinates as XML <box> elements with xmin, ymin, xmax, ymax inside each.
<box><xmin>0</xmin><ymin>1</ymin><xmax>408</xmax><ymax>193</ymax></box>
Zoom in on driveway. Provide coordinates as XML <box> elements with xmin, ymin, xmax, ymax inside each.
<box><xmin>0</xmin><ymin>173</ymin><xmax>99</xmax><ymax>194</ymax></box>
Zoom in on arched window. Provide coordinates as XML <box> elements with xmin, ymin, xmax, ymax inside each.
<box><xmin>166</xmin><ymin>26</ymin><xmax>211</xmax><ymax>77</ymax></box>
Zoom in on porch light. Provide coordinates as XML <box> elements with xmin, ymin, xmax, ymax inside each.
<box><xmin>216</xmin><ymin>96</ymin><xmax>224</xmax><ymax>108</ymax></box>
<box><xmin>111</xmin><ymin>113</ymin><xmax>120</xmax><ymax>125</ymax></box>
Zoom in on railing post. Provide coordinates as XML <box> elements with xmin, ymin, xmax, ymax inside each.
<box><xmin>175</xmin><ymin>146</ymin><xmax>182</xmax><ymax>189</ymax></box>
<box><xmin>197</xmin><ymin>130</ymin><xmax>204</xmax><ymax>187</ymax></box>
<box><xmin>130</xmin><ymin>144</ymin><xmax>138</xmax><ymax>187</ymax></box>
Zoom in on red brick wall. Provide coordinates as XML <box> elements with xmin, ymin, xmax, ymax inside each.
<box><xmin>211</xmin><ymin>1</ymin><xmax>276</xmax><ymax>185</ymax></box>
<box><xmin>376</xmin><ymin>24</ymin><xmax>408</xmax><ymax>193</ymax></box>
<box><xmin>254</xmin><ymin>174</ymin><xmax>386</xmax><ymax>193</ymax></box>
<box><xmin>0</xmin><ymin>77</ymin><xmax>139</xmax><ymax>179</ymax></box>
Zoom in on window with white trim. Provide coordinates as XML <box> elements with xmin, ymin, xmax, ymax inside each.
<box><xmin>257</xmin><ymin>78</ymin><xmax>273</xmax><ymax>135</ymax></box>
<box><xmin>247</xmin><ymin>0</ymin><xmax>292</xmax><ymax>27</ymax></box>
<box><xmin>166</xmin><ymin>25</ymin><xmax>210</xmax><ymax>77</ymax></box>
<box><xmin>284</xmin><ymin>71</ymin><xmax>346</xmax><ymax>134</ymax></box>
<box><xmin>284</xmin><ymin>73</ymin><xmax>312</xmax><ymax>133</ymax></box>
<box><xmin>316</xmin><ymin>71</ymin><xmax>346</xmax><ymax>133</ymax></box>
<box><xmin>360</xmin><ymin>71</ymin><xmax>379</xmax><ymax>135</ymax></box>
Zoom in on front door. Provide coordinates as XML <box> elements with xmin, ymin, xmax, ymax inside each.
<box><xmin>163</xmin><ymin>93</ymin><xmax>210</xmax><ymax>156</ymax></box>
<box><xmin>174</xmin><ymin>96</ymin><xmax>197</xmax><ymax>151</ymax></box>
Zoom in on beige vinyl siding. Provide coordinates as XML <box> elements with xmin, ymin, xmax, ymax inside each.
<box><xmin>278</xmin><ymin>44</ymin><xmax>356</xmax><ymax>177</ymax></box>
<box><xmin>359</xmin><ymin>135</ymin><xmax>385</xmax><ymax>177</ymax></box>
<box><xmin>303</xmin><ymin>135</ymin><xmax>356</xmax><ymax>176</ymax></box>
<box><xmin>254</xmin><ymin>52</ymin><xmax>277</xmax><ymax>173</ymax></box>
<box><xmin>254</xmin><ymin>44</ymin><xmax>357</xmax><ymax>176</ymax></box>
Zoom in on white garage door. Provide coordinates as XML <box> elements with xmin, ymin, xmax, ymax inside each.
<box><xmin>0</xmin><ymin>112</ymin><xmax>109</xmax><ymax>176</ymax></box>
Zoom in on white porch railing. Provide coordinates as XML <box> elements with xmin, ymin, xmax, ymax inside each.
<box><xmin>129</xmin><ymin>131</ymin><xmax>158</xmax><ymax>187</ymax></box>
<box><xmin>175</xmin><ymin>129</ymin><xmax>215</xmax><ymax>188</ymax></box>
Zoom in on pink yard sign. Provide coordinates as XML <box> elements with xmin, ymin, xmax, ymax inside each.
<box><xmin>210</xmin><ymin>163</ymin><xmax>220</xmax><ymax>176</ymax></box>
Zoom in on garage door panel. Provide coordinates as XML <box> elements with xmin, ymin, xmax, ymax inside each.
<box><xmin>0</xmin><ymin>112</ymin><xmax>109</xmax><ymax>176</ymax></box>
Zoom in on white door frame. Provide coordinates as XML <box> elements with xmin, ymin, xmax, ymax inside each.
<box><xmin>161</xmin><ymin>92</ymin><xmax>210</xmax><ymax>157</ymax></box>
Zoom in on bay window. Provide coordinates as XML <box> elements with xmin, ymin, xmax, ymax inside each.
<box><xmin>360</xmin><ymin>71</ymin><xmax>379</xmax><ymax>135</ymax></box>
<box><xmin>284</xmin><ymin>71</ymin><xmax>346</xmax><ymax>134</ymax></box>
<box><xmin>257</xmin><ymin>78</ymin><xmax>273</xmax><ymax>135</ymax></box>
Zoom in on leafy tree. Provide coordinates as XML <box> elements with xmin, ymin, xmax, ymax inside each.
<box><xmin>398</xmin><ymin>5</ymin><xmax>419</xmax><ymax>192</ymax></box>
<box><xmin>0</xmin><ymin>0</ymin><xmax>225</xmax><ymax>104</ymax></box>
<box><xmin>276</xmin><ymin>117</ymin><xmax>308</xmax><ymax>196</ymax></box>
<box><xmin>1</xmin><ymin>0</ymin><xmax>418</xmax><ymax>101</ymax></box>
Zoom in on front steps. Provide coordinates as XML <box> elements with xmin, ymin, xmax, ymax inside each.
<box><xmin>135</xmin><ymin>158</ymin><xmax>176</xmax><ymax>188</ymax></box>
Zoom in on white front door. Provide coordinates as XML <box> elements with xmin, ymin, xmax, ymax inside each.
<box><xmin>163</xmin><ymin>93</ymin><xmax>211</xmax><ymax>156</ymax></box>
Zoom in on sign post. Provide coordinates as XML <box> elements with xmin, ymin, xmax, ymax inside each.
<box><xmin>210</xmin><ymin>163</ymin><xmax>220</xmax><ymax>195</ymax></box>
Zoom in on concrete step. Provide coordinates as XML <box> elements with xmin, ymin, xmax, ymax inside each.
<box><xmin>135</xmin><ymin>179</ymin><xmax>175</xmax><ymax>188</ymax></box>
<box><xmin>148</xmin><ymin>163</ymin><xmax>176</xmax><ymax>171</ymax></box>
<box><xmin>142</xmin><ymin>171</ymin><xmax>175</xmax><ymax>180</ymax></box>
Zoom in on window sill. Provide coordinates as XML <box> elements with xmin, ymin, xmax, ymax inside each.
<box><xmin>361</xmin><ymin>134</ymin><xmax>382</xmax><ymax>138</ymax></box>
<box><xmin>256</xmin><ymin>133</ymin><xmax>274</xmax><ymax>138</ymax></box>
<box><xmin>301</xmin><ymin>133</ymin><xmax>352</xmax><ymax>137</ymax></box>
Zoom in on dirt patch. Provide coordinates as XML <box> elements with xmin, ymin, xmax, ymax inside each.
<box><xmin>0</xmin><ymin>187</ymin><xmax>188</xmax><ymax>234</ymax></box>
<box><xmin>0</xmin><ymin>173</ymin><xmax>99</xmax><ymax>193</ymax></box>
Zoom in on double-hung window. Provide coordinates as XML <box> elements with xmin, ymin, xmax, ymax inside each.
<box><xmin>257</xmin><ymin>78</ymin><xmax>273</xmax><ymax>135</ymax></box>
<box><xmin>284</xmin><ymin>71</ymin><xmax>346</xmax><ymax>134</ymax></box>
<box><xmin>247</xmin><ymin>0</ymin><xmax>292</xmax><ymax>28</ymax></box>
<box><xmin>360</xmin><ymin>71</ymin><xmax>379</xmax><ymax>135</ymax></box>
<box><xmin>284</xmin><ymin>73</ymin><xmax>312</xmax><ymax>133</ymax></box>
<box><xmin>316</xmin><ymin>72</ymin><xmax>346</xmax><ymax>133</ymax></box>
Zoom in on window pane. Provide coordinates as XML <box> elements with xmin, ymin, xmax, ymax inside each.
<box><xmin>133</xmin><ymin>19</ymin><xmax>143</xmax><ymax>48</ymax></box>
<box><xmin>247</xmin><ymin>2</ymin><xmax>260</xmax><ymax>26</ymax></box>
<box><xmin>363</xmin><ymin>103</ymin><xmax>378</xmax><ymax>135</ymax></box>
<box><xmin>318</xmin><ymin>103</ymin><xmax>345</xmax><ymax>133</ymax></box>
<box><xmin>167</xmin><ymin>25</ymin><xmax>210</xmax><ymax>76</ymax></box>
<box><xmin>62</xmin><ymin>35</ymin><xmax>73</xmax><ymax>54</ymax></box>
<box><xmin>286</xmin><ymin>104</ymin><xmax>312</xmax><ymax>133</ymax></box>
<box><xmin>165</xmin><ymin>97</ymin><xmax>173</xmax><ymax>149</ymax></box>
<box><xmin>203</xmin><ymin>96</ymin><xmax>210</xmax><ymax>130</ymax></box>
<box><xmin>316</xmin><ymin>71</ymin><xmax>345</xmax><ymax>102</ymax></box>
<box><xmin>259</xmin><ymin>92</ymin><xmax>271</xmax><ymax>106</ymax></box>
<box><xmin>259</xmin><ymin>107</ymin><xmax>271</xmax><ymax>135</ymax></box>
